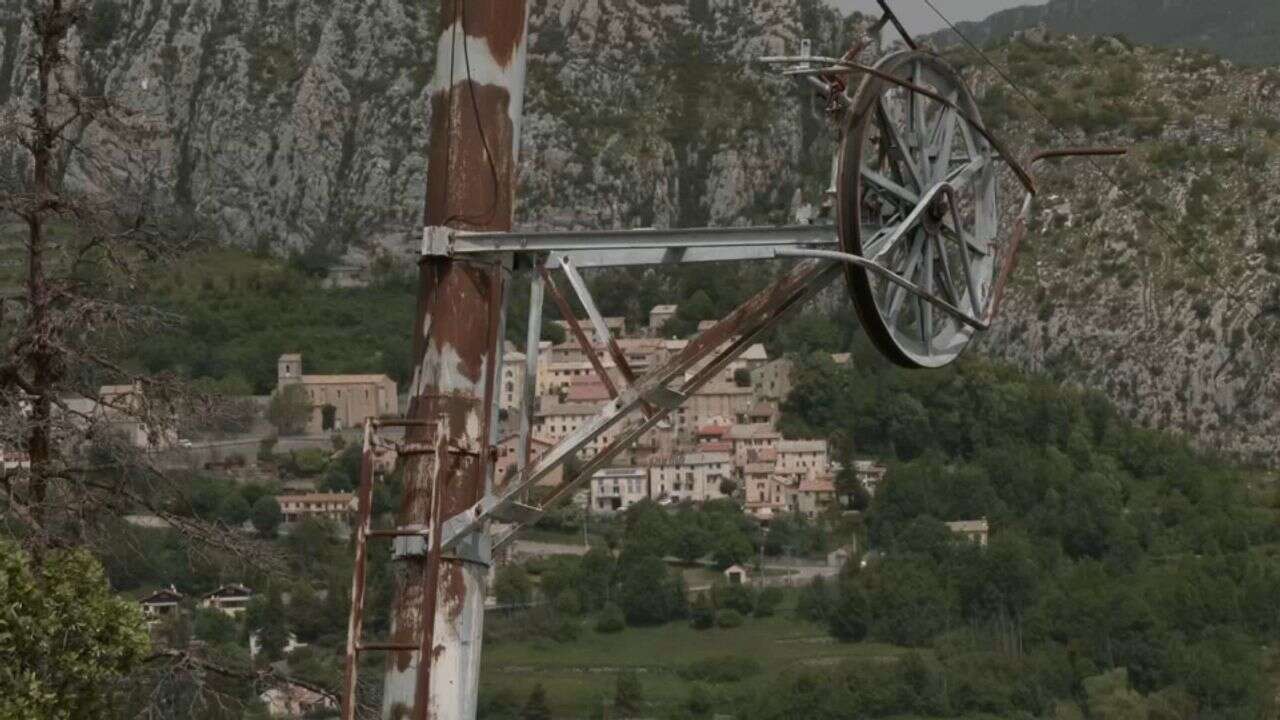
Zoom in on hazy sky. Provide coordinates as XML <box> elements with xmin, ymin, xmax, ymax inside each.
<box><xmin>831</xmin><ymin>0</ymin><xmax>1049</xmax><ymax>34</ymax></box>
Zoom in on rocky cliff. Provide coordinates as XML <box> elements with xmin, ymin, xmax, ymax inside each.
<box><xmin>1</xmin><ymin>2</ymin><xmax>1277</xmax><ymax>461</ymax></box>
<box><xmin>934</xmin><ymin>0</ymin><xmax>1280</xmax><ymax>67</ymax></box>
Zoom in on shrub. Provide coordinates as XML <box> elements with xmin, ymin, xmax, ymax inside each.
<box><xmin>689</xmin><ymin>592</ymin><xmax>714</xmax><ymax>630</ymax></box>
<box><xmin>716</xmin><ymin>609</ymin><xmax>744</xmax><ymax>628</ymax></box>
<box><xmin>288</xmin><ymin>448</ymin><xmax>329</xmax><ymax>476</ymax></box>
<box><xmin>678</xmin><ymin>655</ymin><xmax>761</xmax><ymax>683</ymax></box>
<box><xmin>754</xmin><ymin>587</ymin><xmax>784</xmax><ymax>617</ymax></box>
<box><xmin>553</xmin><ymin>617</ymin><xmax>580</xmax><ymax>643</ymax></box>
<box><xmin>712</xmin><ymin>582</ymin><xmax>754</xmax><ymax>614</ymax></box>
<box><xmin>595</xmin><ymin>602</ymin><xmax>625</xmax><ymax>633</ymax></box>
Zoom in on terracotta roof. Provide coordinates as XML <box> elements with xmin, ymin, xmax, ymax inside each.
<box><xmin>744</xmin><ymin>462</ymin><xmax>775</xmax><ymax>474</ymax></box>
<box><xmin>140</xmin><ymin>587</ymin><xmax>183</xmax><ymax>604</ymax></box>
<box><xmin>647</xmin><ymin>451</ymin><xmax>731</xmax><ymax>467</ymax></box>
<box><xmin>699</xmin><ymin>440</ymin><xmax>733</xmax><ymax>453</ymax></box>
<box><xmin>696</xmin><ymin>424</ymin><xmax>730</xmax><ymax>437</ymax></box>
<box><xmin>277</xmin><ymin>493</ymin><xmax>356</xmax><ymax>504</ymax></box>
<box><xmin>565</xmin><ymin>380</ymin><xmax>611</xmax><ymax>403</ymax></box>
<box><xmin>778</xmin><ymin>439</ymin><xmax>827</xmax><ymax>453</ymax></box>
<box><xmin>798</xmin><ymin>478</ymin><xmax>836</xmax><ymax>493</ymax></box>
<box><xmin>205</xmin><ymin>583</ymin><xmax>252</xmax><ymax>598</ymax></box>
<box><xmin>497</xmin><ymin>433</ymin><xmax>553</xmax><ymax>448</ymax></box>
<box><xmin>299</xmin><ymin>374</ymin><xmax>392</xmax><ymax>385</ymax></box>
<box><xmin>727</xmin><ymin>424</ymin><xmax>780</xmax><ymax>440</ymax></box>
<box><xmin>537</xmin><ymin>401</ymin><xmax>601</xmax><ymax>417</ymax></box>
<box><xmin>695</xmin><ymin>381</ymin><xmax>752</xmax><ymax>397</ymax></box>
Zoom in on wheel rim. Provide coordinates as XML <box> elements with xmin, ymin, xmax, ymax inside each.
<box><xmin>836</xmin><ymin>51</ymin><xmax>999</xmax><ymax>369</ymax></box>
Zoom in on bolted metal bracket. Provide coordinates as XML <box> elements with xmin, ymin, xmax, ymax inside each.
<box><xmin>422</xmin><ymin>225</ymin><xmax>453</xmax><ymax>257</ymax></box>
<box><xmin>444</xmin><ymin>530</ymin><xmax>492</xmax><ymax>567</ymax></box>
<box><xmin>390</xmin><ymin>524</ymin><xmax>431</xmax><ymax>559</ymax></box>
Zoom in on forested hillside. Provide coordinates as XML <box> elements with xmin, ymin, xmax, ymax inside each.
<box><xmin>935</xmin><ymin>0</ymin><xmax>1280</xmax><ymax>66</ymax></box>
<box><xmin>762</xmin><ymin>346</ymin><xmax>1280</xmax><ymax>720</ymax></box>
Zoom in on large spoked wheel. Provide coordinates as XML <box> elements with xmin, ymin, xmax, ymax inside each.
<box><xmin>836</xmin><ymin>51</ymin><xmax>999</xmax><ymax>369</ymax></box>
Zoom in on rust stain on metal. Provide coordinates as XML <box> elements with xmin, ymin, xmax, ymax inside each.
<box><xmin>441</xmin><ymin>0</ymin><xmax>528</xmax><ymax>68</ymax></box>
<box><xmin>425</xmin><ymin>86</ymin><xmax>516</xmax><ymax>232</ymax></box>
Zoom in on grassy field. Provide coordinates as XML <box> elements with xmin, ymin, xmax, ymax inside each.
<box><xmin>479</xmin><ymin>596</ymin><xmax>909</xmax><ymax>718</ymax></box>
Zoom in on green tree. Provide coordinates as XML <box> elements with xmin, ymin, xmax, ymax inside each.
<box><xmin>672</xmin><ymin>514</ymin><xmax>712</xmax><ymax>563</ymax></box>
<box><xmin>618</xmin><ymin>554</ymin><xmax>682</xmax><ymax>625</ymax></box>
<box><xmin>193</xmin><ymin>607</ymin><xmax>238</xmax><ymax>644</ymax></box>
<box><xmin>797</xmin><ymin>576</ymin><xmax>833</xmax><ymax>622</ymax></box>
<box><xmin>614</xmin><ymin>672</ymin><xmax>644</xmax><ymax>716</ymax></box>
<box><xmin>520</xmin><ymin>683</ymin><xmax>552</xmax><ymax>720</ymax></box>
<box><xmin>690</xmin><ymin>591</ymin><xmax>715</xmax><ymax>629</ymax></box>
<box><xmin>252</xmin><ymin>496</ymin><xmax>282</xmax><ymax>538</ymax></box>
<box><xmin>595</xmin><ymin>602</ymin><xmax>625</xmax><ymax>633</ymax></box>
<box><xmin>827</xmin><ymin>582</ymin><xmax>870</xmax><ymax>642</ymax></box>
<box><xmin>0</xmin><ymin>541</ymin><xmax>150</xmax><ymax>719</ymax></box>
<box><xmin>217</xmin><ymin>493</ymin><xmax>252</xmax><ymax>526</ymax></box>
<box><xmin>494</xmin><ymin>565</ymin><xmax>533</xmax><ymax>607</ymax></box>
<box><xmin>712</xmin><ymin>530</ymin><xmax>753</xmax><ymax>569</ymax></box>
<box><xmin>267</xmin><ymin>384</ymin><xmax>312</xmax><ymax>436</ymax></box>
<box><xmin>252</xmin><ymin>587</ymin><xmax>289</xmax><ymax>662</ymax></box>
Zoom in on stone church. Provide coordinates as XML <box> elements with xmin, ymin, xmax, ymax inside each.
<box><xmin>277</xmin><ymin>354</ymin><xmax>398</xmax><ymax>434</ymax></box>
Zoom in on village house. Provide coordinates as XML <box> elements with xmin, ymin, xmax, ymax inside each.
<box><xmin>630</xmin><ymin>421</ymin><xmax>679</xmax><ymax>466</ymax></box>
<box><xmin>276</xmin><ymin>354</ymin><xmax>397</xmax><ymax>434</ymax></box>
<box><xmin>499</xmin><ymin>346</ymin><xmax>526</xmax><ymax>411</ymax></box>
<box><xmin>673</xmin><ymin>380</ymin><xmax>754</xmax><ymax>435</ymax></box>
<box><xmin>535</xmin><ymin>398</ymin><xmax>630</xmax><ymax>457</ymax></box>
<box><xmin>723</xmin><ymin>564</ymin><xmax>750</xmax><ymax>585</ymax></box>
<box><xmin>493</xmin><ymin>433</ymin><xmax>563</xmax><ymax>488</ymax></box>
<box><xmin>550</xmin><ymin>316</ymin><xmax>627</xmax><ymax>344</ymax></box>
<box><xmin>82</xmin><ymin>383</ymin><xmax>180</xmax><ymax>449</ymax></box>
<box><xmin>276</xmin><ymin>493</ymin><xmax>357</xmax><ymax>524</ymax></box>
<box><xmin>750</xmin><ymin>358</ymin><xmax>793</xmax><ymax>401</ymax></box>
<box><xmin>0</xmin><ymin>449</ymin><xmax>29</xmax><ymax>477</ymax></box>
<box><xmin>792</xmin><ymin>476</ymin><xmax>837</xmax><ymax>518</ymax></box>
<box><xmin>648</xmin><ymin>304</ymin><xmax>678</xmax><ymax>334</ymax></box>
<box><xmin>258</xmin><ymin>683</ymin><xmax>337</xmax><ymax>718</ymax></box>
<box><xmin>201</xmin><ymin>583</ymin><xmax>253</xmax><ymax>617</ymax></box>
<box><xmin>590</xmin><ymin>467</ymin><xmax>649</xmax><ymax>512</ymax></box>
<box><xmin>647</xmin><ymin>451</ymin><xmax>733</xmax><ymax>503</ymax></box>
<box><xmin>727</xmin><ymin>424</ymin><xmax>781</xmax><ymax>466</ymax></box>
<box><xmin>741</xmin><ymin>401</ymin><xmax>778</xmax><ymax>426</ymax></box>
<box><xmin>139</xmin><ymin>586</ymin><xmax>183</xmax><ymax>624</ymax></box>
<box><xmin>743</xmin><ymin>462</ymin><xmax>789</xmax><ymax>519</ymax></box>
<box><xmin>853</xmin><ymin>460</ymin><xmax>889</xmax><ymax>496</ymax></box>
<box><xmin>776</xmin><ymin>439</ymin><xmax>829</xmax><ymax>479</ymax></box>
<box><xmin>946</xmin><ymin>519</ymin><xmax>990</xmax><ymax>546</ymax></box>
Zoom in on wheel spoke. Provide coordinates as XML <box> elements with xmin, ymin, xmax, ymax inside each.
<box><xmin>875</xmin><ymin>100</ymin><xmax>922</xmax><ymax>191</ymax></box>
<box><xmin>946</xmin><ymin>157</ymin><xmax>988</xmax><ymax>193</ymax></box>
<box><xmin>931</xmin><ymin>105</ymin><xmax>958</xmax><ymax>183</ymax></box>
<box><xmin>920</xmin><ymin>235</ymin><xmax>934</xmax><ymax>356</ymax></box>
<box><xmin>931</xmin><ymin>230</ymin><xmax>960</xmax><ymax>306</ymax></box>
<box><xmin>861</xmin><ymin>167</ymin><xmax>920</xmax><ymax>208</ymax></box>
<box><xmin>885</xmin><ymin>230</ymin><xmax>926</xmax><ymax>322</ymax></box>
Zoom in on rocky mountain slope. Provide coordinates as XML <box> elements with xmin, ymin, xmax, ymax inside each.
<box><xmin>1</xmin><ymin>1</ymin><xmax>1277</xmax><ymax>461</ymax></box>
<box><xmin>934</xmin><ymin>0</ymin><xmax>1280</xmax><ymax>66</ymax></box>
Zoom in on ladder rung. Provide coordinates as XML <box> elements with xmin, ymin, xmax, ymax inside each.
<box><xmin>367</xmin><ymin>528</ymin><xmax>432</xmax><ymax>539</ymax></box>
<box><xmin>357</xmin><ymin>641</ymin><xmax>419</xmax><ymax>652</ymax></box>
<box><xmin>373</xmin><ymin>418</ymin><xmax>438</xmax><ymax>428</ymax></box>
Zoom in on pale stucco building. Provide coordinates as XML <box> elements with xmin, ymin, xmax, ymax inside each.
<box><xmin>276</xmin><ymin>354</ymin><xmax>397</xmax><ymax>434</ymax></box>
